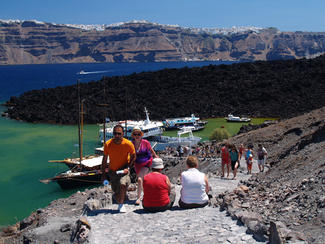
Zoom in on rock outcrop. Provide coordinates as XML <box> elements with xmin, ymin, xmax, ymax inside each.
<box><xmin>1</xmin><ymin>20</ymin><xmax>325</xmax><ymax>64</ymax></box>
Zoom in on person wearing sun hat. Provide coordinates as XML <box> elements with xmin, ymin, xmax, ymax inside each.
<box><xmin>131</xmin><ymin>126</ymin><xmax>158</xmax><ymax>205</ymax></box>
<box><xmin>142</xmin><ymin>158</ymin><xmax>175</xmax><ymax>212</ymax></box>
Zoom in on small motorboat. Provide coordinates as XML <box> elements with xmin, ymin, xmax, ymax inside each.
<box><xmin>78</xmin><ymin>70</ymin><xmax>87</xmax><ymax>75</ymax></box>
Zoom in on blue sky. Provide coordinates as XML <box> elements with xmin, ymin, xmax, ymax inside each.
<box><xmin>1</xmin><ymin>0</ymin><xmax>324</xmax><ymax>32</ymax></box>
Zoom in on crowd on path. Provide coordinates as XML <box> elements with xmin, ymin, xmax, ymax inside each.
<box><xmin>100</xmin><ymin>124</ymin><xmax>268</xmax><ymax>214</ymax></box>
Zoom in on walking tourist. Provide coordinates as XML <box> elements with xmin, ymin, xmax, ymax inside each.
<box><xmin>142</xmin><ymin>158</ymin><xmax>175</xmax><ymax>212</ymax></box>
<box><xmin>101</xmin><ymin>124</ymin><xmax>136</xmax><ymax>213</ymax></box>
<box><xmin>257</xmin><ymin>144</ymin><xmax>268</xmax><ymax>172</ymax></box>
<box><xmin>221</xmin><ymin>143</ymin><xmax>230</xmax><ymax>178</ymax></box>
<box><xmin>131</xmin><ymin>127</ymin><xmax>158</xmax><ymax>205</ymax></box>
<box><xmin>229</xmin><ymin>145</ymin><xmax>240</xmax><ymax>179</ymax></box>
<box><xmin>245</xmin><ymin>144</ymin><xmax>254</xmax><ymax>174</ymax></box>
<box><xmin>178</xmin><ymin>146</ymin><xmax>184</xmax><ymax>157</ymax></box>
<box><xmin>179</xmin><ymin>156</ymin><xmax>209</xmax><ymax>209</ymax></box>
<box><xmin>239</xmin><ymin>143</ymin><xmax>245</xmax><ymax>160</ymax></box>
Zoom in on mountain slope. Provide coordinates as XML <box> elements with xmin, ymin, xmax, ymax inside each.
<box><xmin>1</xmin><ymin>20</ymin><xmax>325</xmax><ymax>64</ymax></box>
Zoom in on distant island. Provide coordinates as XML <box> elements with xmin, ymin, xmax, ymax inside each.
<box><xmin>3</xmin><ymin>55</ymin><xmax>325</xmax><ymax>124</ymax></box>
<box><xmin>1</xmin><ymin>19</ymin><xmax>325</xmax><ymax>65</ymax></box>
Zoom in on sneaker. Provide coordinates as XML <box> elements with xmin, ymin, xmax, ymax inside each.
<box><xmin>118</xmin><ymin>204</ymin><xmax>126</xmax><ymax>213</ymax></box>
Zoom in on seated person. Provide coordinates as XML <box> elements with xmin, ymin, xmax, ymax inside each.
<box><xmin>179</xmin><ymin>156</ymin><xmax>209</xmax><ymax>209</ymax></box>
<box><xmin>142</xmin><ymin>158</ymin><xmax>175</xmax><ymax>212</ymax></box>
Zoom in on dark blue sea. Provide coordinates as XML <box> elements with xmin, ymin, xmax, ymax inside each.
<box><xmin>0</xmin><ymin>61</ymin><xmax>234</xmax><ymax>101</ymax></box>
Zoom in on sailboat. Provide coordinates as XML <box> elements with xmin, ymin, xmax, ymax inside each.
<box><xmin>40</xmin><ymin>80</ymin><xmax>105</xmax><ymax>189</ymax></box>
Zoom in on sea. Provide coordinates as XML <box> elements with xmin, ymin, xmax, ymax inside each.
<box><xmin>0</xmin><ymin>61</ymin><xmax>233</xmax><ymax>227</ymax></box>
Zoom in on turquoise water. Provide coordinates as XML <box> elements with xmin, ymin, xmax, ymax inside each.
<box><xmin>0</xmin><ymin>105</ymin><xmax>100</xmax><ymax>226</ymax></box>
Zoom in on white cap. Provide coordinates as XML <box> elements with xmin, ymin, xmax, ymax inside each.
<box><xmin>151</xmin><ymin>158</ymin><xmax>164</xmax><ymax>169</ymax></box>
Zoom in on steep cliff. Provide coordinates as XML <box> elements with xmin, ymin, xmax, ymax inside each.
<box><xmin>1</xmin><ymin>20</ymin><xmax>325</xmax><ymax>64</ymax></box>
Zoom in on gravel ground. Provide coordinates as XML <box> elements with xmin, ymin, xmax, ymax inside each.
<box><xmin>87</xmin><ymin>158</ymin><xmax>265</xmax><ymax>244</ymax></box>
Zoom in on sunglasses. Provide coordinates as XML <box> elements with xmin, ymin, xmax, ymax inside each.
<box><xmin>113</xmin><ymin>132</ymin><xmax>122</xmax><ymax>136</ymax></box>
<box><xmin>133</xmin><ymin>133</ymin><xmax>141</xmax><ymax>136</ymax></box>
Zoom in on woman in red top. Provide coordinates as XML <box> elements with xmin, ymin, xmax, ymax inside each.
<box><xmin>221</xmin><ymin>143</ymin><xmax>231</xmax><ymax>178</ymax></box>
<box><xmin>142</xmin><ymin>158</ymin><xmax>175</xmax><ymax>212</ymax></box>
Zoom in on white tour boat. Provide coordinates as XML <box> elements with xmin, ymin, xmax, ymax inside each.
<box><xmin>153</xmin><ymin>126</ymin><xmax>201</xmax><ymax>151</ymax></box>
<box><xmin>163</xmin><ymin>114</ymin><xmax>206</xmax><ymax>130</ymax></box>
<box><xmin>99</xmin><ymin>107</ymin><xmax>164</xmax><ymax>143</ymax></box>
<box><xmin>226</xmin><ymin>114</ymin><xmax>251</xmax><ymax>122</ymax></box>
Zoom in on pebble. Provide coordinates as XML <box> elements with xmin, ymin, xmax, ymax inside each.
<box><xmin>87</xmin><ymin>159</ymin><xmax>267</xmax><ymax>244</ymax></box>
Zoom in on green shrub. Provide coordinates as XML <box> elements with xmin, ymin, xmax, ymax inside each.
<box><xmin>209</xmin><ymin>127</ymin><xmax>231</xmax><ymax>141</ymax></box>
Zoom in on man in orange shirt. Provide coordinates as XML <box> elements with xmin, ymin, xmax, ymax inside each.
<box><xmin>101</xmin><ymin>125</ymin><xmax>136</xmax><ymax>213</ymax></box>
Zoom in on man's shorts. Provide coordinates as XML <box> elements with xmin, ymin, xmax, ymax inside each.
<box><xmin>258</xmin><ymin>159</ymin><xmax>265</xmax><ymax>165</ymax></box>
<box><xmin>108</xmin><ymin>171</ymin><xmax>131</xmax><ymax>194</ymax></box>
<box><xmin>231</xmin><ymin>161</ymin><xmax>238</xmax><ymax>170</ymax></box>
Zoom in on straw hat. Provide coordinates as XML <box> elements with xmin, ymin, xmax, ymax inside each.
<box><xmin>131</xmin><ymin>126</ymin><xmax>143</xmax><ymax>136</ymax></box>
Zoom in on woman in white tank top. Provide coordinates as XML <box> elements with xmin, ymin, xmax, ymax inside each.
<box><xmin>179</xmin><ymin>156</ymin><xmax>209</xmax><ymax>209</ymax></box>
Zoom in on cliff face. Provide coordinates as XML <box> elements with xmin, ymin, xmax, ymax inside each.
<box><xmin>1</xmin><ymin>20</ymin><xmax>325</xmax><ymax>64</ymax></box>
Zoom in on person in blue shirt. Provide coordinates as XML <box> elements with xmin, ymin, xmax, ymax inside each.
<box><xmin>229</xmin><ymin>144</ymin><xmax>239</xmax><ymax>179</ymax></box>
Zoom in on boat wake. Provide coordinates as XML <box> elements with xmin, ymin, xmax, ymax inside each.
<box><xmin>77</xmin><ymin>70</ymin><xmax>112</xmax><ymax>75</ymax></box>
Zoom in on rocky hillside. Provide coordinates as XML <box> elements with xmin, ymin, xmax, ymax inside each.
<box><xmin>1</xmin><ymin>20</ymin><xmax>325</xmax><ymax>64</ymax></box>
<box><xmin>3</xmin><ymin>54</ymin><xmax>325</xmax><ymax>124</ymax></box>
<box><xmin>216</xmin><ymin>106</ymin><xmax>325</xmax><ymax>243</ymax></box>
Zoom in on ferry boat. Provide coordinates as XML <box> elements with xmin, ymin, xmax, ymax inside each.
<box><xmin>99</xmin><ymin>108</ymin><xmax>164</xmax><ymax>143</ymax></box>
<box><xmin>226</xmin><ymin>114</ymin><xmax>251</xmax><ymax>122</ymax></box>
<box><xmin>163</xmin><ymin>114</ymin><xmax>206</xmax><ymax>130</ymax></box>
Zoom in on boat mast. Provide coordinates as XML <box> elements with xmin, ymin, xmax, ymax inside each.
<box><xmin>144</xmin><ymin>107</ymin><xmax>150</xmax><ymax>125</ymax></box>
<box><xmin>103</xmin><ymin>86</ymin><xmax>106</xmax><ymax>146</ymax></box>
<box><xmin>125</xmin><ymin>87</ymin><xmax>128</xmax><ymax>136</ymax></box>
<box><xmin>77</xmin><ymin>79</ymin><xmax>83</xmax><ymax>163</ymax></box>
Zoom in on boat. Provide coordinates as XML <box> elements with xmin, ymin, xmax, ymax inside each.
<box><xmin>78</xmin><ymin>70</ymin><xmax>87</xmax><ymax>75</ymax></box>
<box><xmin>163</xmin><ymin>114</ymin><xmax>207</xmax><ymax>130</ymax></box>
<box><xmin>226</xmin><ymin>114</ymin><xmax>251</xmax><ymax>122</ymax></box>
<box><xmin>40</xmin><ymin>169</ymin><xmax>102</xmax><ymax>189</ymax></box>
<box><xmin>176</xmin><ymin>122</ymin><xmax>205</xmax><ymax>132</ymax></box>
<box><xmin>152</xmin><ymin>126</ymin><xmax>202</xmax><ymax>151</ymax></box>
<box><xmin>95</xmin><ymin>126</ymin><xmax>201</xmax><ymax>153</ymax></box>
<box><xmin>48</xmin><ymin>155</ymin><xmax>103</xmax><ymax>170</ymax></box>
<box><xmin>40</xmin><ymin>155</ymin><xmax>105</xmax><ymax>189</ymax></box>
<box><xmin>41</xmin><ymin>80</ymin><xmax>105</xmax><ymax>189</ymax></box>
<box><xmin>99</xmin><ymin>107</ymin><xmax>164</xmax><ymax>143</ymax></box>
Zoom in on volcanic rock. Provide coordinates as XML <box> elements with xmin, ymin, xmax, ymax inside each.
<box><xmin>3</xmin><ymin>55</ymin><xmax>325</xmax><ymax>124</ymax></box>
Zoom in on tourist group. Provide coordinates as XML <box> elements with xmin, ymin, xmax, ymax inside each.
<box><xmin>219</xmin><ymin>142</ymin><xmax>267</xmax><ymax>179</ymax></box>
<box><xmin>101</xmin><ymin>124</ymin><xmax>210</xmax><ymax>213</ymax></box>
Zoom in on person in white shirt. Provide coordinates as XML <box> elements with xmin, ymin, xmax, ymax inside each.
<box><xmin>179</xmin><ymin>156</ymin><xmax>209</xmax><ymax>209</ymax></box>
<box><xmin>257</xmin><ymin>144</ymin><xmax>268</xmax><ymax>172</ymax></box>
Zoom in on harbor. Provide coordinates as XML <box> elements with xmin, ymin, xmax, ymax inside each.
<box><xmin>0</xmin><ymin>60</ymin><xmax>230</xmax><ymax>227</ymax></box>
